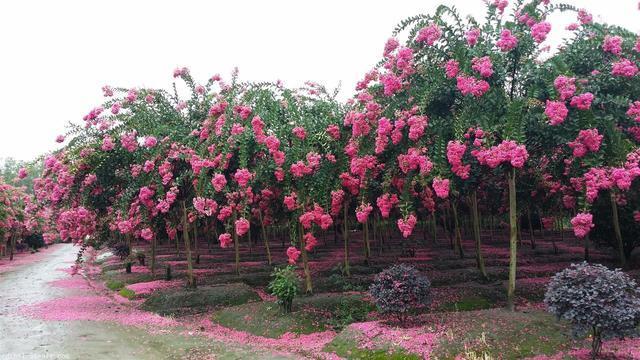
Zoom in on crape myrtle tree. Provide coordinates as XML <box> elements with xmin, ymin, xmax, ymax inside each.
<box><xmin>30</xmin><ymin>0</ymin><xmax>640</xmax><ymax>308</ymax></box>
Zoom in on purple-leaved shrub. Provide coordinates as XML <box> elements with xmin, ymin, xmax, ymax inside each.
<box><xmin>369</xmin><ymin>264</ymin><xmax>430</xmax><ymax>322</ymax></box>
<box><xmin>544</xmin><ymin>262</ymin><xmax>640</xmax><ymax>358</ymax></box>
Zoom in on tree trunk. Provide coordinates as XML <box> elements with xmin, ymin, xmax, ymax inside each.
<box><xmin>259</xmin><ymin>210</ymin><xmax>272</xmax><ymax>265</ymax></box>
<box><xmin>9</xmin><ymin>234</ymin><xmax>16</xmax><ymax>261</ymax></box>
<box><xmin>507</xmin><ymin>168</ymin><xmax>518</xmax><ymax>311</ymax></box>
<box><xmin>193</xmin><ymin>220</ymin><xmax>199</xmax><ymax>264</ymax></box>
<box><xmin>527</xmin><ymin>207</ymin><xmax>536</xmax><ymax>249</ymax></box>
<box><xmin>610</xmin><ymin>192</ymin><xmax>626</xmax><ymax>267</ymax></box>
<box><xmin>471</xmin><ymin>192</ymin><xmax>488</xmax><ymax>280</ymax></box>
<box><xmin>299</xmin><ymin>223</ymin><xmax>313</xmax><ymax>293</ymax></box>
<box><xmin>181</xmin><ymin>201</ymin><xmax>196</xmax><ymax>288</ymax></box>
<box><xmin>343</xmin><ymin>201</ymin><xmax>350</xmax><ymax>276</ymax></box>
<box><xmin>151</xmin><ymin>234</ymin><xmax>157</xmax><ymax>275</ymax></box>
<box><xmin>233</xmin><ymin>211</ymin><xmax>240</xmax><ymax>275</ymax></box>
<box><xmin>363</xmin><ymin>220</ymin><xmax>370</xmax><ymax>265</ymax></box>
<box><xmin>451</xmin><ymin>201</ymin><xmax>464</xmax><ymax>259</ymax></box>
<box><xmin>431</xmin><ymin>212</ymin><xmax>437</xmax><ymax>244</ymax></box>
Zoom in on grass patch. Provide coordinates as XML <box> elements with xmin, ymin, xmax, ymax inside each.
<box><xmin>106</xmin><ymin>279</ymin><xmax>125</xmax><ymax>291</ymax></box>
<box><xmin>213</xmin><ymin>302</ymin><xmax>325</xmax><ymax>338</ymax></box>
<box><xmin>141</xmin><ymin>283</ymin><xmax>260</xmax><ymax>316</ymax></box>
<box><xmin>119</xmin><ymin>287</ymin><xmax>136</xmax><ymax>299</ymax></box>
<box><xmin>323</xmin><ymin>329</ymin><xmax>420</xmax><ymax>359</ymax></box>
<box><xmin>212</xmin><ymin>293</ymin><xmax>375</xmax><ymax>337</ymax></box>
<box><xmin>432</xmin><ymin>309</ymin><xmax>586</xmax><ymax>359</ymax></box>
<box><xmin>438</xmin><ymin>296</ymin><xmax>494</xmax><ymax>312</ymax></box>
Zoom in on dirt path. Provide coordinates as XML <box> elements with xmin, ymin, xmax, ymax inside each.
<box><xmin>0</xmin><ymin>244</ymin><xmax>294</xmax><ymax>360</ymax></box>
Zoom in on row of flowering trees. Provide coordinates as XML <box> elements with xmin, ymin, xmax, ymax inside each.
<box><xmin>30</xmin><ymin>0</ymin><xmax>640</xmax><ymax>310</ymax></box>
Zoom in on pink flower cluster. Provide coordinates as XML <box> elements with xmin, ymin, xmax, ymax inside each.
<box><xmin>233</xmin><ymin>168</ymin><xmax>253</xmax><ymax>188</ymax></box>
<box><xmin>397</xmin><ymin>148</ymin><xmax>433</xmax><ymax>175</ymax></box>
<box><xmin>219</xmin><ymin>233</ymin><xmax>232</xmax><ymax>248</ymax></box>
<box><xmin>628</xmin><ymin>101</ymin><xmax>640</xmax><ymax>123</ymax></box>
<box><xmin>355</xmin><ymin>203</ymin><xmax>373</xmax><ymax>223</ymax></box>
<box><xmin>416</xmin><ymin>23</ymin><xmax>441</xmax><ymax>46</ymax></box>
<box><xmin>235</xmin><ymin>217</ymin><xmax>250</xmax><ymax>236</ymax></box>
<box><xmin>545</xmin><ymin>101</ymin><xmax>569</xmax><ymax>126</ymax></box>
<box><xmin>471</xmin><ymin>56</ymin><xmax>494</xmax><ymax>78</ymax></box>
<box><xmin>444</xmin><ymin>60</ymin><xmax>459</xmax><ymax>79</ymax></box>
<box><xmin>531</xmin><ymin>21</ymin><xmax>551</xmax><ymax>43</ymax></box>
<box><xmin>554</xmin><ymin>76</ymin><xmax>576</xmax><ymax>101</ymax></box>
<box><xmin>193</xmin><ymin>197</ymin><xmax>218</xmax><ymax>217</ymax></box>
<box><xmin>602</xmin><ymin>35</ymin><xmax>623</xmax><ymax>55</ymax></box>
<box><xmin>432</xmin><ymin>178</ymin><xmax>450</xmax><ymax>199</ymax></box>
<box><xmin>570</xmin><ymin>212</ymin><xmax>594</xmax><ymax>238</ymax></box>
<box><xmin>611</xmin><ymin>58</ymin><xmax>639</xmax><ymax>78</ymax></box>
<box><xmin>465</xmin><ymin>28</ymin><xmax>481</xmax><ymax>46</ymax></box>
<box><xmin>303</xmin><ymin>233</ymin><xmax>317</xmax><ymax>252</ymax></box>
<box><xmin>376</xmin><ymin>194</ymin><xmax>399</xmax><ymax>218</ymax></box>
<box><xmin>330</xmin><ymin>190</ymin><xmax>345</xmax><ymax>216</ymax></box>
<box><xmin>456</xmin><ymin>75</ymin><xmax>490</xmax><ymax>97</ymax></box>
<box><xmin>568</xmin><ymin>128</ymin><xmax>603</xmax><ymax>157</ymax></box>
<box><xmin>397</xmin><ymin>214</ymin><xmax>417</xmax><ymax>238</ymax></box>
<box><xmin>447</xmin><ymin>141</ymin><xmax>470</xmax><ymax>179</ymax></box>
<box><xmin>299</xmin><ymin>204</ymin><xmax>333</xmax><ymax>230</ymax></box>
<box><xmin>211</xmin><ymin>174</ymin><xmax>227</xmax><ymax>192</ymax></box>
<box><xmin>474</xmin><ymin>140</ymin><xmax>529</xmax><ymax>168</ymax></box>
<box><xmin>286</xmin><ymin>246</ymin><xmax>301</xmax><ymax>264</ymax></box>
<box><xmin>569</xmin><ymin>92</ymin><xmax>594</xmax><ymax>110</ymax></box>
<box><xmin>497</xmin><ymin>29</ymin><xmax>518</xmax><ymax>52</ymax></box>
<box><xmin>407</xmin><ymin>115</ymin><xmax>428</xmax><ymax>141</ymax></box>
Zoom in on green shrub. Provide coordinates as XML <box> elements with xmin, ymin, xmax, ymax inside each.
<box><xmin>119</xmin><ymin>287</ymin><xmax>136</xmax><ymax>299</ymax></box>
<box><xmin>268</xmin><ymin>265</ymin><xmax>300</xmax><ymax>313</ymax></box>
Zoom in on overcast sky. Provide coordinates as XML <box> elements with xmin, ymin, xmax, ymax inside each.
<box><xmin>0</xmin><ymin>0</ymin><xmax>637</xmax><ymax>162</ymax></box>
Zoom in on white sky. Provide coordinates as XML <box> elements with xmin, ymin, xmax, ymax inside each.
<box><xmin>0</xmin><ymin>0</ymin><xmax>637</xmax><ymax>162</ymax></box>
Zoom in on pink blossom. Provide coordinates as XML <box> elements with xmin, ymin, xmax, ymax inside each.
<box><xmin>497</xmin><ymin>29</ymin><xmax>518</xmax><ymax>52</ymax></box>
<box><xmin>219</xmin><ymin>233</ymin><xmax>232</xmax><ymax>248</ymax></box>
<box><xmin>143</xmin><ymin>136</ymin><xmax>157</xmax><ymax>148</ymax></box>
<box><xmin>193</xmin><ymin>197</ymin><xmax>218</xmax><ymax>217</ymax></box>
<box><xmin>120</xmin><ymin>131</ymin><xmax>138</xmax><ymax>152</ymax></box>
<box><xmin>568</xmin><ymin>128</ymin><xmax>603</xmax><ymax>157</ymax></box>
<box><xmin>140</xmin><ymin>228</ymin><xmax>154</xmax><ymax>241</ymax></box>
<box><xmin>18</xmin><ymin>168</ymin><xmax>27</xmax><ymax>179</ymax></box>
<box><xmin>474</xmin><ymin>140</ymin><xmax>528</xmax><ymax>168</ymax></box>
<box><xmin>397</xmin><ymin>214</ymin><xmax>417</xmax><ymax>238</ymax></box>
<box><xmin>330</xmin><ymin>190</ymin><xmax>345</xmax><ymax>216</ymax></box>
<box><xmin>303</xmin><ymin>233</ymin><xmax>317</xmax><ymax>252</ymax></box>
<box><xmin>111</xmin><ymin>102</ymin><xmax>121</xmax><ymax>115</ymax></box>
<box><xmin>554</xmin><ymin>75</ymin><xmax>576</xmax><ymax>101</ymax></box>
<box><xmin>102</xmin><ymin>85</ymin><xmax>113</xmax><ymax>97</ymax></box>
<box><xmin>55</xmin><ymin>135</ymin><xmax>65</xmax><ymax>143</ymax></box>
<box><xmin>432</xmin><ymin>178</ymin><xmax>450</xmax><ymax>199</ymax></box>
<box><xmin>634</xmin><ymin>211</ymin><xmax>640</xmax><ymax>223</ymax></box>
<box><xmin>545</xmin><ymin>100</ymin><xmax>569</xmax><ymax>126</ymax></box>
<box><xmin>211</xmin><ymin>174</ymin><xmax>227</xmax><ymax>192</ymax></box>
<box><xmin>578</xmin><ymin>9</ymin><xmax>592</xmax><ymax>24</ymax></box>
<box><xmin>101</xmin><ymin>136</ymin><xmax>115</xmax><ymax>151</ymax></box>
<box><xmin>407</xmin><ymin>115</ymin><xmax>428</xmax><ymax>141</ymax></box>
<box><xmin>380</xmin><ymin>73</ymin><xmax>402</xmax><ymax>96</ymax></box>
<box><xmin>465</xmin><ymin>28</ymin><xmax>481</xmax><ymax>46</ymax></box>
<box><xmin>541</xmin><ymin>217</ymin><xmax>555</xmax><ymax>230</ymax></box>
<box><xmin>355</xmin><ymin>203</ymin><xmax>373</xmax><ymax>223</ymax></box>
<box><xmin>292</xmin><ymin>126</ymin><xmax>306</xmax><ymax>140</ymax></box>
<box><xmin>286</xmin><ymin>247</ymin><xmax>301</xmax><ymax>264</ymax></box>
<box><xmin>416</xmin><ymin>23</ymin><xmax>441</xmax><ymax>46</ymax></box>
<box><xmin>235</xmin><ymin>217</ymin><xmax>250</xmax><ymax>237</ymax></box>
<box><xmin>383</xmin><ymin>38</ymin><xmax>399</xmax><ymax>57</ymax></box>
<box><xmin>456</xmin><ymin>75</ymin><xmax>490</xmax><ymax>97</ymax></box>
<box><xmin>569</xmin><ymin>93</ymin><xmax>594</xmax><ymax>110</ymax></box>
<box><xmin>376</xmin><ymin>194</ymin><xmax>399</xmax><ymax>218</ymax></box>
<box><xmin>602</xmin><ymin>35</ymin><xmax>623</xmax><ymax>55</ymax></box>
<box><xmin>444</xmin><ymin>59</ymin><xmax>459</xmax><ymax>79</ymax></box>
<box><xmin>447</xmin><ymin>140</ymin><xmax>470</xmax><ymax>179</ymax></box>
<box><xmin>492</xmin><ymin>0</ymin><xmax>508</xmax><ymax>14</ymax></box>
<box><xmin>284</xmin><ymin>193</ymin><xmax>298</xmax><ymax>211</ymax></box>
<box><xmin>611</xmin><ymin>58</ymin><xmax>639</xmax><ymax>78</ymax></box>
<box><xmin>326</xmin><ymin>124</ymin><xmax>341</xmax><ymax>140</ymax></box>
<box><xmin>627</xmin><ymin>101</ymin><xmax>640</xmax><ymax>122</ymax></box>
<box><xmin>531</xmin><ymin>21</ymin><xmax>551</xmax><ymax>43</ymax></box>
<box><xmin>233</xmin><ymin>168</ymin><xmax>253</xmax><ymax>188</ymax></box>
<box><xmin>471</xmin><ymin>56</ymin><xmax>494</xmax><ymax>78</ymax></box>
<box><xmin>570</xmin><ymin>212</ymin><xmax>594</xmax><ymax>238</ymax></box>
